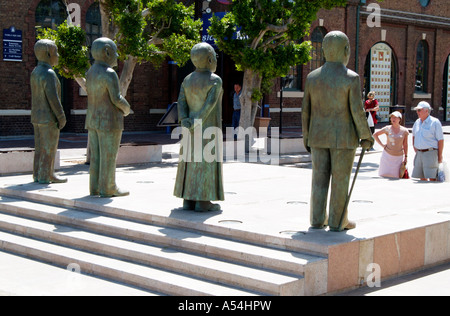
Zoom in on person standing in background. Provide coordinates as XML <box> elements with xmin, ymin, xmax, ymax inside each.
<box><xmin>232</xmin><ymin>82</ymin><xmax>241</xmax><ymax>140</ymax></box>
<box><xmin>412</xmin><ymin>101</ymin><xmax>444</xmax><ymax>181</ymax></box>
<box><xmin>364</xmin><ymin>91</ymin><xmax>379</xmax><ymax>135</ymax></box>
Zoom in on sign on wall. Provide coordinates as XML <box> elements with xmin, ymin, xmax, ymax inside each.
<box><xmin>370</xmin><ymin>43</ymin><xmax>392</xmax><ymax>122</ymax></box>
<box><xmin>3</xmin><ymin>26</ymin><xmax>22</xmax><ymax>62</ymax></box>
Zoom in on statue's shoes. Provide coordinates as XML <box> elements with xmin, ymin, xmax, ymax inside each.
<box><xmin>38</xmin><ymin>176</ymin><xmax>67</xmax><ymax>184</ymax></box>
<box><xmin>50</xmin><ymin>176</ymin><xmax>68</xmax><ymax>183</ymax></box>
<box><xmin>194</xmin><ymin>201</ymin><xmax>221</xmax><ymax>212</ymax></box>
<box><xmin>329</xmin><ymin>220</ymin><xmax>356</xmax><ymax>232</ymax></box>
<box><xmin>183</xmin><ymin>200</ymin><xmax>196</xmax><ymax>210</ymax></box>
<box><xmin>101</xmin><ymin>188</ymin><xmax>129</xmax><ymax>198</ymax></box>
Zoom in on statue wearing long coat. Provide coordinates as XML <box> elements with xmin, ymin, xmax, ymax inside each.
<box><xmin>174</xmin><ymin>62</ymin><xmax>224</xmax><ymax>203</ymax></box>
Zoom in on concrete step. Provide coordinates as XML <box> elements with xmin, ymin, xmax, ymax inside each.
<box><xmin>0</xmin><ymin>196</ymin><xmax>329</xmax><ymax>295</ymax></box>
<box><xmin>0</xmin><ymin>231</ymin><xmax>257</xmax><ymax>296</ymax></box>
<box><xmin>0</xmin><ymin>196</ymin><xmax>325</xmax><ymax>276</ymax></box>
<box><xmin>0</xmin><ymin>185</ymin><xmax>329</xmax><ymax>256</ymax></box>
<box><xmin>0</xmin><ymin>212</ymin><xmax>302</xmax><ymax>295</ymax></box>
<box><xmin>0</xmin><ymin>250</ymin><xmax>159</xmax><ymax>296</ymax></box>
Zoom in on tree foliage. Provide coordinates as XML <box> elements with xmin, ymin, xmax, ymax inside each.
<box><xmin>37</xmin><ymin>0</ymin><xmax>202</xmax><ymax>95</ymax></box>
<box><xmin>101</xmin><ymin>0</ymin><xmax>202</xmax><ymax>67</ymax></box>
<box><xmin>209</xmin><ymin>0</ymin><xmax>348</xmax><ymax>98</ymax></box>
<box><xmin>37</xmin><ymin>23</ymin><xmax>90</xmax><ymax>79</ymax></box>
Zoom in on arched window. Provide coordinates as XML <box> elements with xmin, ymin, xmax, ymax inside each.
<box><xmin>415</xmin><ymin>40</ymin><xmax>428</xmax><ymax>93</ymax></box>
<box><xmin>310</xmin><ymin>27</ymin><xmax>326</xmax><ymax>71</ymax></box>
<box><xmin>86</xmin><ymin>2</ymin><xmax>102</xmax><ymax>48</ymax></box>
<box><xmin>444</xmin><ymin>55</ymin><xmax>450</xmax><ymax>121</ymax></box>
<box><xmin>35</xmin><ymin>0</ymin><xmax>66</xmax><ymax>32</ymax></box>
<box><xmin>364</xmin><ymin>42</ymin><xmax>397</xmax><ymax>122</ymax></box>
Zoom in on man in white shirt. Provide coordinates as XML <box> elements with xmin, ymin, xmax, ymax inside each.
<box><xmin>412</xmin><ymin>101</ymin><xmax>444</xmax><ymax>181</ymax></box>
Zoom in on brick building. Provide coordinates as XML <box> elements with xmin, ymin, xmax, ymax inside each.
<box><xmin>265</xmin><ymin>0</ymin><xmax>450</xmax><ymax>128</ymax></box>
<box><xmin>1</xmin><ymin>0</ymin><xmax>449</xmax><ymax>136</ymax></box>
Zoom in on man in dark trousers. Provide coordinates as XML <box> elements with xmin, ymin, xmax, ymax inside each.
<box><xmin>302</xmin><ymin>31</ymin><xmax>374</xmax><ymax>232</ymax></box>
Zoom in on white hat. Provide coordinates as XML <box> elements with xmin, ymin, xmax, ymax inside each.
<box><xmin>414</xmin><ymin>101</ymin><xmax>432</xmax><ymax>111</ymax></box>
<box><xmin>390</xmin><ymin>111</ymin><xmax>402</xmax><ymax>119</ymax></box>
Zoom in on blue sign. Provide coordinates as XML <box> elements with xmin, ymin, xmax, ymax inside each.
<box><xmin>202</xmin><ymin>12</ymin><xmax>246</xmax><ymax>48</ymax></box>
<box><xmin>3</xmin><ymin>27</ymin><xmax>23</xmax><ymax>62</ymax></box>
<box><xmin>202</xmin><ymin>13</ymin><xmax>225</xmax><ymax>47</ymax></box>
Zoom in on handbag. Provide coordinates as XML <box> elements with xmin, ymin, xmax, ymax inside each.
<box><xmin>400</xmin><ymin>162</ymin><xmax>409</xmax><ymax>179</ymax></box>
<box><xmin>437</xmin><ymin>162</ymin><xmax>449</xmax><ymax>182</ymax></box>
<box><xmin>367</xmin><ymin>112</ymin><xmax>374</xmax><ymax>127</ymax></box>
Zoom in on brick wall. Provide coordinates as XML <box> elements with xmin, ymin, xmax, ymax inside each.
<box><xmin>1</xmin><ymin>0</ymin><xmax>450</xmax><ymax>136</ymax></box>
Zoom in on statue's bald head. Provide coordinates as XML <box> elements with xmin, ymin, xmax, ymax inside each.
<box><xmin>190</xmin><ymin>42</ymin><xmax>217</xmax><ymax>71</ymax></box>
<box><xmin>91</xmin><ymin>37</ymin><xmax>118</xmax><ymax>66</ymax></box>
<box><xmin>322</xmin><ymin>31</ymin><xmax>350</xmax><ymax>66</ymax></box>
<box><xmin>34</xmin><ymin>39</ymin><xmax>57</xmax><ymax>62</ymax></box>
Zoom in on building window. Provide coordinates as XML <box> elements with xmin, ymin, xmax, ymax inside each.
<box><xmin>364</xmin><ymin>42</ymin><xmax>397</xmax><ymax>122</ymax></box>
<box><xmin>415</xmin><ymin>40</ymin><xmax>428</xmax><ymax>93</ymax></box>
<box><xmin>86</xmin><ymin>2</ymin><xmax>102</xmax><ymax>61</ymax></box>
<box><xmin>35</xmin><ymin>0</ymin><xmax>66</xmax><ymax>32</ymax></box>
<box><xmin>310</xmin><ymin>27</ymin><xmax>326</xmax><ymax>71</ymax></box>
<box><xmin>282</xmin><ymin>65</ymin><xmax>301</xmax><ymax>91</ymax></box>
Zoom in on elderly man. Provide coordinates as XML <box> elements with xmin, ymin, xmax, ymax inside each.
<box><xmin>412</xmin><ymin>101</ymin><xmax>444</xmax><ymax>181</ymax></box>
<box><xmin>302</xmin><ymin>31</ymin><xmax>374</xmax><ymax>232</ymax></box>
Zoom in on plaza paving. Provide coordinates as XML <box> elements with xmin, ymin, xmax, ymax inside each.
<box><xmin>0</xmin><ymin>127</ymin><xmax>449</xmax><ymax>296</ymax></box>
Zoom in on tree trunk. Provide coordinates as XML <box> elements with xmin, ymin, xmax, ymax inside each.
<box><xmin>119</xmin><ymin>56</ymin><xmax>137</xmax><ymax>97</ymax></box>
<box><xmin>239</xmin><ymin>69</ymin><xmax>262</xmax><ymax>132</ymax></box>
<box><xmin>74</xmin><ymin>76</ymin><xmax>87</xmax><ymax>94</ymax></box>
<box><xmin>98</xmin><ymin>0</ymin><xmax>116</xmax><ymax>39</ymax></box>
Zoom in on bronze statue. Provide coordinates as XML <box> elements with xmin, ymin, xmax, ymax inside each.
<box><xmin>85</xmin><ymin>37</ymin><xmax>130</xmax><ymax>197</ymax></box>
<box><xmin>31</xmin><ymin>39</ymin><xmax>67</xmax><ymax>184</ymax></box>
<box><xmin>174</xmin><ymin>42</ymin><xmax>224</xmax><ymax>212</ymax></box>
<box><xmin>302</xmin><ymin>31</ymin><xmax>374</xmax><ymax>231</ymax></box>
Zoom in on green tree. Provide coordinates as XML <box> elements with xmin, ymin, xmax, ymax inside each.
<box><xmin>208</xmin><ymin>0</ymin><xmax>348</xmax><ymax>131</ymax></box>
<box><xmin>39</xmin><ymin>0</ymin><xmax>202</xmax><ymax>97</ymax></box>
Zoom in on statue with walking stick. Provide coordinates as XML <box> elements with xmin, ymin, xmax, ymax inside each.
<box><xmin>302</xmin><ymin>31</ymin><xmax>374</xmax><ymax>232</ymax></box>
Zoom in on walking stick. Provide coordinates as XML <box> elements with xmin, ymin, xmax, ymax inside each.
<box><xmin>338</xmin><ymin>147</ymin><xmax>366</xmax><ymax>231</ymax></box>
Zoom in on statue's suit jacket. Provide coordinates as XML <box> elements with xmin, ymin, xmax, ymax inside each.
<box><xmin>302</xmin><ymin>62</ymin><xmax>372</xmax><ymax>149</ymax></box>
<box><xmin>85</xmin><ymin>61</ymin><xmax>130</xmax><ymax>131</ymax></box>
<box><xmin>31</xmin><ymin>62</ymin><xmax>65</xmax><ymax>125</ymax></box>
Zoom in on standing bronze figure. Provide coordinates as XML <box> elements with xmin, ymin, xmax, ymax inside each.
<box><xmin>302</xmin><ymin>31</ymin><xmax>374</xmax><ymax>231</ymax></box>
<box><xmin>31</xmin><ymin>39</ymin><xmax>67</xmax><ymax>184</ymax></box>
<box><xmin>174</xmin><ymin>43</ymin><xmax>224</xmax><ymax>212</ymax></box>
<box><xmin>85</xmin><ymin>37</ymin><xmax>130</xmax><ymax>197</ymax></box>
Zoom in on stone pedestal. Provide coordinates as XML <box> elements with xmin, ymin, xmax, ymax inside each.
<box><xmin>0</xmin><ymin>149</ymin><xmax>60</xmax><ymax>175</ymax></box>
